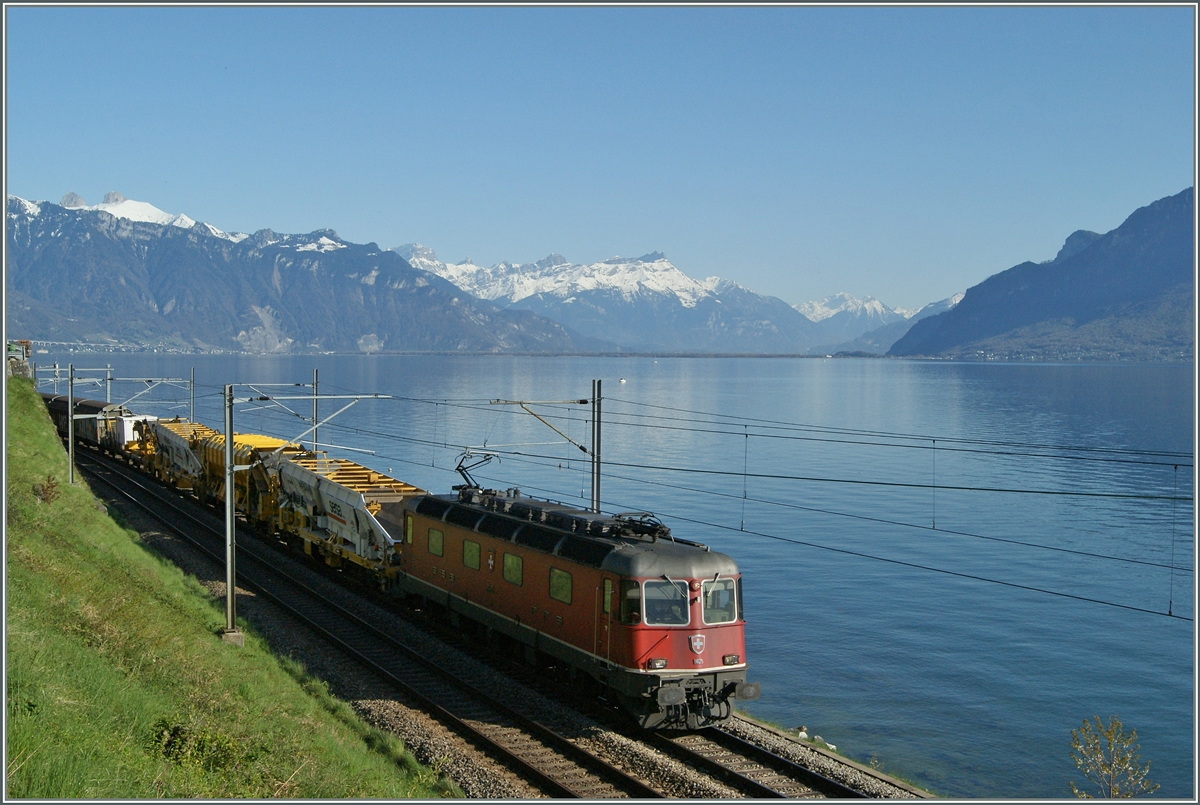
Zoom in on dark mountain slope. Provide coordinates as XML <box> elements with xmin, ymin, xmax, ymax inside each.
<box><xmin>889</xmin><ymin>188</ymin><xmax>1193</xmax><ymax>360</ymax></box>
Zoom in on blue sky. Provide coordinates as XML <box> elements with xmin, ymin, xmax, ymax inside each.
<box><xmin>5</xmin><ymin>6</ymin><xmax>1194</xmax><ymax>309</ymax></box>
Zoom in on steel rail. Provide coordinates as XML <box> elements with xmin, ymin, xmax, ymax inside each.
<box><xmin>689</xmin><ymin>727</ymin><xmax>866</xmax><ymax>798</ymax></box>
<box><xmin>76</xmin><ymin>449</ymin><xmax>660</xmax><ymax>799</ymax></box>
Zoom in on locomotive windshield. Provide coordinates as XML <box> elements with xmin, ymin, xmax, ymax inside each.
<box><xmin>643</xmin><ymin>579</ymin><xmax>690</xmax><ymax>625</ymax></box>
<box><xmin>702</xmin><ymin>578</ymin><xmax>737</xmax><ymax>624</ymax></box>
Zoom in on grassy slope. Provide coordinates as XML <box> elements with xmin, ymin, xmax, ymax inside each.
<box><xmin>5</xmin><ymin>377</ymin><xmax>454</xmax><ymax>798</ymax></box>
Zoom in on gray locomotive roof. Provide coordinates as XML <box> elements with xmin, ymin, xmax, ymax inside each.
<box><xmin>599</xmin><ymin>538</ymin><xmax>739</xmax><ymax>578</ymax></box>
<box><xmin>398</xmin><ymin>490</ymin><xmax>740</xmax><ymax>578</ymax></box>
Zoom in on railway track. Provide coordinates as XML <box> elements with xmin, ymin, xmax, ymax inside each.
<box><xmin>472</xmin><ymin>635</ymin><xmax>890</xmax><ymax>799</ymax></box>
<box><xmin>649</xmin><ymin>729</ymin><xmax>865</xmax><ymax>798</ymax></box>
<box><xmin>77</xmin><ymin>449</ymin><xmax>657</xmax><ymax>799</ymax></box>
<box><xmin>77</xmin><ymin>446</ymin><xmax>918</xmax><ymax>798</ymax></box>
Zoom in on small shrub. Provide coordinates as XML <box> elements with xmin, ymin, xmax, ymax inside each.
<box><xmin>33</xmin><ymin>475</ymin><xmax>59</xmax><ymax>505</ymax></box>
<box><xmin>148</xmin><ymin>717</ymin><xmax>245</xmax><ymax>771</ymax></box>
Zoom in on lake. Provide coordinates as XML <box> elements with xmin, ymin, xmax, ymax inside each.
<box><xmin>29</xmin><ymin>352</ymin><xmax>1195</xmax><ymax>798</ymax></box>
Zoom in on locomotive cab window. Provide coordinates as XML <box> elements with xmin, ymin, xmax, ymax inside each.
<box><xmin>463</xmin><ymin>539</ymin><xmax>480</xmax><ymax>570</ymax></box>
<box><xmin>702</xmin><ymin>578</ymin><xmax>737</xmax><ymax>624</ymax></box>
<box><xmin>619</xmin><ymin>580</ymin><xmax>641</xmax><ymax>624</ymax></box>
<box><xmin>428</xmin><ymin>528</ymin><xmax>443</xmax><ymax>557</ymax></box>
<box><xmin>549</xmin><ymin>567</ymin><xmax>572</xmax><ymax>604</ymax></box>
<box><xmin>643</xmin><ymin>579</ymin><xmax>689</xmax><ymax>626</ymax></box>
<box><xmin>502</xmin><ymin>553</ymin><xmax>523</xmax><ymax>586</ymax></box>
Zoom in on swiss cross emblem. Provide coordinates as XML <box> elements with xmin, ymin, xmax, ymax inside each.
<box><xmin>689</xmin><ymin>635</ymin><xmax>705</xmax><ymax>654</ymax></box>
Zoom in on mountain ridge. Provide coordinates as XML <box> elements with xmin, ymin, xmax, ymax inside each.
<box><xmin>6</xmin><ymin>195</ymin><xmax>606</xmax><ymax>354</ymax></box>
<box><xmin>391</xmin><ymin>245</ymin><xmax>942</xmax><ymax>353</ymax></box>
<box><xmin>9</xmin><ymin>187</ymin><xmax>1181</xmax><ymax>360</ymax></box>
<box><xmin>888</xmin><ymin>187</ymin><xmax>1193</xmax><ymax>361</ymax></box>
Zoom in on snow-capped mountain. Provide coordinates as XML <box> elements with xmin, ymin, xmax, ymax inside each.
<box><xmin>396</xmin><ymin>246</ymin><xmax>731</xmax><ymax>309</ymax></box>
<box><xmin>57</xmin><ymin>191</ymin><xmax>249</xmax><ymax>242</ymax></box>
<box><xmin>815</xmin><ymin>292</ymin><xmax>965</xmax><ymax>355</ymax></box>
<box><xmin>393</xmin><ymin>245</ymin><xmax>819</xmax><ymax>353</ymax></box>
<box><xmin>7</xmin><ymin>194</ymin><xmax>593</xmax><ymax>354</ymax></box>
<box><xmin>794</xmin><ymin>292</ymin><xmax>896</xmax><ymax>323</ymax></box>
<box><xmin>793</xmin><ymin>292</ymin><xmax>909</xmax><ymax>346</ymax></box>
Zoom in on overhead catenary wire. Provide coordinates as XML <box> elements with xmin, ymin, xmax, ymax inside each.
<box><xmin>315</xmin><ymin>384</ymin><xmax>1192</xmax><ymax>466</ymax></box>
<box><xmin>185</xmin><ymin>393</ymin><xmax>1196</xmax><ymax>509</ymax></box>
<box><xmin>137</xmin><ymin>377</ymin><xmax>1194</xmax><ymax>618</ymax></box>
<box><xmin>603</xmin><ymin>395</ymin><xmax>1194</xmax><ymax>461</ymax></box>
<box><xmin>228</xmin><ymin>401</ymin><xmax>1194</xmax><ymax>503</ymax></box>
<box><xmin>458</xmin><ymin>468</ymin><xmax>1193</xmax><ymax>623</ymax></box>
<box><xmin>263</xmin><ymin>411</ymin><xmax>1193</xmax><ymax>576</ymax></box>
<box><xmin>479</xmin><ymin>396</ymin><xmax>1194</xmax><ymax>465</ymax></box>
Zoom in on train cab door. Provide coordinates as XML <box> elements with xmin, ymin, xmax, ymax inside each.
<box><xmin>400</xmin><ymin>514</ymin><xmax>413</xmax><ymax>575</ymax></box>
<box><xmin>594</xmin><ymin>576</ymin><xmax>615</xmax><ymax>663</ymax></box>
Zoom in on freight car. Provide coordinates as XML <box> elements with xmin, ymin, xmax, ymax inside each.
<box><xmin>41</xmin><ymin>392</ymin><xmax>760</xmax><ymax>729</ymax></box>
<box><xmin>40</xmin><ymin>393</ymin><xmax>154</xmax><ymax>455</ymax></box>
<box><xmin>274</xmin><ymin>455</ymin><xmax>425</xmax><ymax>586</ymax></box>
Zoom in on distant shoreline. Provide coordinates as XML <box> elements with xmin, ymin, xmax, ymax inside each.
<box><xmin>18</xmin><ymin>346</ymin><xmax>1191</xmax><ymax>364</ymax></box>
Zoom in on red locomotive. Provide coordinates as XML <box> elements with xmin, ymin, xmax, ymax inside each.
<box><xmin>378</xmin><ymin>485</ymin><xmax>760</xmax><ymax>729</ymax></box>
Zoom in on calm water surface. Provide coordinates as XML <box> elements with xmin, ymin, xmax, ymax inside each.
<box><xmin>33</xmin><ymin>353</ymin><xmax>1195</xmax><ymax>798</ymax></box>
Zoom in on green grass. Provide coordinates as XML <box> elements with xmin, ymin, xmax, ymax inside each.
<box><xmin>5</xmin><ymin>377</ymin><xmax>457</xmax><ymax>798</ymax></box>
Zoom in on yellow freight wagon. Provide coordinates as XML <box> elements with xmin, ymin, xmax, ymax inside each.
<box><xmin>150</xmin><ymin>419</ymin><xmax>221</xmax><ymax>489</ymax></box>
<box><xmin>278</xmin><ymin>456</ymin><xmax>424</xmax><ymax>587</ymax></box>
<box><xmin>196</xmin><ymin>433</ymin><xmax>305</xmax><ymax>526</ymax></box>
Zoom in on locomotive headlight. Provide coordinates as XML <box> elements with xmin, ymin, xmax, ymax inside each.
<box><xmin>723</xmin><ymin>654</ymin><xmax>741</xmax><ymax>666</ymax></box>
<box><xmin>648</xmin><ymin>658</ymin><xmax>668</xmax><ymax>670</ymax></box>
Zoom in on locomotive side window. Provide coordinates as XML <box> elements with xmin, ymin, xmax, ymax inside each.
<box><xmin>502</xmin><ymin>553</ymin><xmax>523</xmax><ymax>585</ymax></box>
<box><xmin>405</xmin><ymin>515</ymin><xmax>412</xmax><ymax>544</ymax></box>
<box><xmin>643</xmin><ymin>579</ymin><xmax>689</xmax><ymax>626</ymax></box>
<box><xmin>463</xmin><ymin>539</ymin><xmax>480</xmax><ymax>570</ymax></box>
<box><xmin>602</xmin><ymin>578</ymin><xmax>613</xmax><ymax>614</ymax></box>
<box><xmin>702</xmin><ymin>578</ymin><xmax>737</xmax><ymax>624</ymax></box>
<box><xmin>549</xmin><ymin>567</ymin><xmax>572</xmax><ymax>604</ymax></box>
<box><xmin>428</xmin><ymin>528</ymin><xmax>444</xmax><ymax>557</ymax></box>
<box><xmin>619</xmin><ymin>580</ymin><xmax>641</xmax><ymax>624</ymax></box>
<box><xmin>737</xmin><ymin>577</ymin><xmax>744</xmax><ymax>621</ymax></box>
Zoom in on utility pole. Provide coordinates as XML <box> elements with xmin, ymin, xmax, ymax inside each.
<box><xmin>217</xmin><ymin>382</ymin><xmax>387</xmax><ymax>648</ymax></box>
<box><xmin>488</xmin><ymin>383</ymin><xmax>602</xmax><ymax>511</ymax></box>
<box><xmin>68</xmin><ymin>364</ymin><xmax>75</xmax><ymax>485</ymax></box>
<box><xmin>190</xmin><ymin>367</ymin><xmax>195</xmax><ymax>422</ymax></box>
<box><xmin>106</xmin><ymin>364</ymin><xmax>112</xmax><ymax>403</ymax></box>
<box><xmin>222</xmin><ymin>384</ymin><xmax>244</xmax><ymax>646</ymax></box>
<box><xmin>591</xmin><ymin>379</ymin><xmax>602</xmax><ymax>513</ymax></box>
<box><xmin>312</xmin><ymin>368</ymin><xmax>319</xmax><ymax>451</ymax></box>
